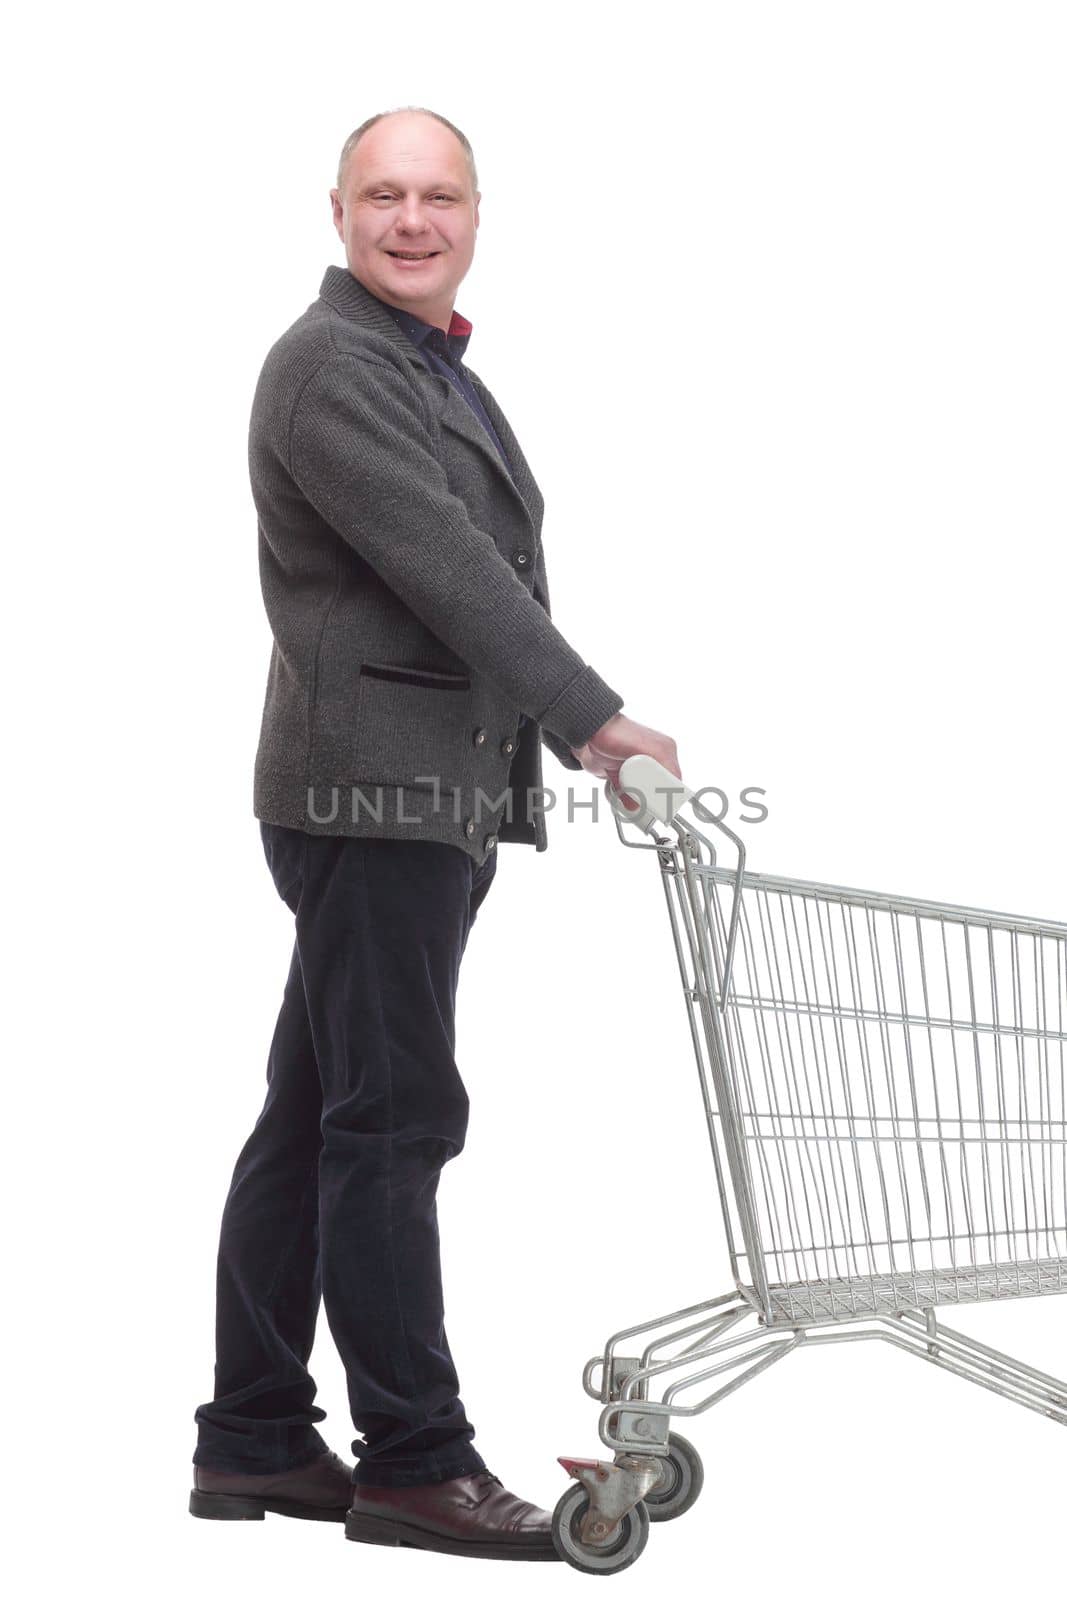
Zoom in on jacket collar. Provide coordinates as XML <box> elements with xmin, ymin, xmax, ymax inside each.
<box><xmin>318</xmin><ymin>264</ymin><xmax>428</xmax><ymax>369</ymax></box>
<box><xmin>317</xmin><ymin>264</ymin><xmax>542</xmax><ymax>539</ymax></box>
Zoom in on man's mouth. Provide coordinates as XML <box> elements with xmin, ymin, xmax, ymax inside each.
<box><xmin>386</xmin><ymin>250</ymin><xmax>441</xmax><ymax>261</ymax></box>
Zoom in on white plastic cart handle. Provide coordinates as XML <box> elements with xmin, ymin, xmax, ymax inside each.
<box><xmin>603</xmin><ymin>754</ymin><xmax>695</xmax><ymax>835</ymax></box>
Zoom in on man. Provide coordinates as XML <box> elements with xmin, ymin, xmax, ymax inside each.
<box><xmin>190</xmin><ymin>106</ymin><xmax>680</xmax><ymax>1561</ymax></box>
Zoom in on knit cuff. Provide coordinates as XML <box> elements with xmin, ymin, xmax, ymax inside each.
<box><xmin>541</xmin><ymin>727</ymin><xmax>583</xmax><ymax>772</ymax></box>
<box><xmin>539</xmin><ymin>665</ymin><xmax>624</xmax><ymax>752</ymax></box>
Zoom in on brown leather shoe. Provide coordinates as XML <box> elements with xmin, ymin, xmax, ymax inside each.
<box><xmin>345</xmin><ymin>1470</ymin><xmax>559</xmax><ymax>1560</ymax></box>
<box><xmin>189</xmin><ymin>1448</ymin><xmax>354</xmax><ymax>1522</ymax></box>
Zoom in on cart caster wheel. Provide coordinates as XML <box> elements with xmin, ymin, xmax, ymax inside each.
<box><xmin>551</xmin><ymin>1483</ymin><xmax>650</xmax><ymax>1575</ymax></box>
<box><xmin>643</xmin><ymin>1432</ymin><xmax>704</xmax><ymax>1522</ymax></box>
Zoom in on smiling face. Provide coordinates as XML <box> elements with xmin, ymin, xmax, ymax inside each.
<box><xmin>330</xmin><ymin>112</ymin><xmax>480</xmax><ymax>331</ymax></box>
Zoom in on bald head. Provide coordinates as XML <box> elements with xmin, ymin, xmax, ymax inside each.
<box><xmin>330</xmin><ymin>107</ymin><xmax>481</xmax><ymax>331</ymax></box>
<box><xmin>337</xmin><ymin>107</ymin><xmax>478</xmax><ymax>196</ymax></box>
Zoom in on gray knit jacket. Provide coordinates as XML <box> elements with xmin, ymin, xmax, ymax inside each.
<box><xmin>250</xmin><ymin>265</ymin><xmax>624</xmax><ymax>866</ymax></box>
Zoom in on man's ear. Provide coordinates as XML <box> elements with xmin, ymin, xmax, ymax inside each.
<box><xmin>330</xmin><ymin>188</ymin><xmax>344</xmax><ymax>240</ymax></box>
<box><xmin>473</xmin><ymin>192</ymin><xmax>481</xmax><ymax>228</ymax></box>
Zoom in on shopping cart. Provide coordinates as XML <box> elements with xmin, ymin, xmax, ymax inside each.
<box><xmin>552</xmin><ymin>755</ymin><xmax>1067</xmax><ymax>1575</ymax></box>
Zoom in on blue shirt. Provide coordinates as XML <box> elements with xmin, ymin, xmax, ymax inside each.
<box><xmin>376</xmin><ymin>299</ymin><xmax>514</xmax><ymax>477</ymax></box>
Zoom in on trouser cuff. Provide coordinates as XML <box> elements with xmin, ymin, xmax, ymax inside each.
<box><xmin>352</xmin><ymin>1444</ymin><xmax>488</xmax><ymax>1488</ymax></box>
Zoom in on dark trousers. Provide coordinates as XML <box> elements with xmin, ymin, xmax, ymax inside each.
<box><xmin>193</xmin><ymin>823</ymin><xmax>497</xmax><ymax>1486</ymax></box>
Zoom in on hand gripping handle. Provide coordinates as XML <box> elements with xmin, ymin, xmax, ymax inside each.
<box><xmin>602</xmin><ymin>754</ymin><xmax>696</xmax><ymax>835</ymax></box>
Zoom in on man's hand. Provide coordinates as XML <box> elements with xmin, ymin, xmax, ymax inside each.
<box><xmin>569</xmin><ymin>713</ymin><xmax>682</xmax><ymax>812</ymax></box>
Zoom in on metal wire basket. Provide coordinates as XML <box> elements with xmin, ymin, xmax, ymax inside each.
<box><xmin>552</xmin><ymin>756</ymin><xmax>1066</xmax><ymax>1576</ymax></box>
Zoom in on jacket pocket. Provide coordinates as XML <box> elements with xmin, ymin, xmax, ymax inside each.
<box><xmin>353</xmin><ymin>663</ymin><xmax>476</xmax><ymax>788</ymax></box>
<box><xmin>359</xmin><ymin>662</ymin><xmax>472</xmax><ymax>692</ymax></box>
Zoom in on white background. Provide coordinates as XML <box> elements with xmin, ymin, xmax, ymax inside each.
<box><xmin>8</xmin><ymin>1</ymin><xmax>1066</xmax><ymax>1595</ymax></box>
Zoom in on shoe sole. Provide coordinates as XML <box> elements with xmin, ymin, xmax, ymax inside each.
<box><xmin>189</xmin><ymin>1489</ymin><xmax>347</xmax><ymax>1523</ymax></box>
<box><xmin>345</xmin><ymin>1509</ymin><xmax>558</xmax><ymax>1561</ymax></box>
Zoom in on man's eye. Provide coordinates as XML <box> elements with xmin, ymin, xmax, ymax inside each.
<box><xmin>369</xmin><ymin>191</ymin><xmax>453</xmax><ymax>203</ymax></box>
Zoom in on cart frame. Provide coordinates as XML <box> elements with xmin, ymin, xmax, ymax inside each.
<box><xmin>553</xmin><ymin>759</ymin><xmax>1067</xmax><ymax>1573</ymax></box>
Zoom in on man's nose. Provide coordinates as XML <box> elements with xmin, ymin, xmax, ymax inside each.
<box><xmin>397</xmin><ymin>196</ymin><xmax>430</xmax><ymax>232</ymax></box>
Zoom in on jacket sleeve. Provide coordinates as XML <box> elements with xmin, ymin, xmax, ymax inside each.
<box><xmin>532</xmin><ymin>548</ymin><xmax>587</xmax><ymax>772</ymax></box>
<box><xmin>288</xmin><ymin>353</ymin><xmax>623</xmax><ymax>751</ymax></box>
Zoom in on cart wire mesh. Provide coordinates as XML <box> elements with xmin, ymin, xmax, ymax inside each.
<box><xmin>664</xmin><ymin>842</ymin><xmax>1067</xmax><ymax>1327</ymax></box>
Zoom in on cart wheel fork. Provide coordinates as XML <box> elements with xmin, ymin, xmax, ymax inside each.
<box><xmin>556</xmin><ymin>1454</ymin><xmax>662</xmax><ymax>1545</ymax></box>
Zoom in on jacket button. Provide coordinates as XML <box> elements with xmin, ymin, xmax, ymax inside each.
<box><xmin>464</xmin><ymin>818</ymin><xmax>475</xmax><ymax>838</ymax></box>
<box><xmin>472</xmin><ymin>726</ymin><xmax>487</xmax><ymax>748</ymax></box>
<box><xmin>513</xmin><ymin>550</ymin><xmax>531</xmax><ymax>569</ymax></box>
<box><xmin>500</xmin><ymin>736</ymin><xmax>516</xmax><ymax>756</ymax></box>
<box><xmin>485</xmin><ymin>834</ymin><xmax>497</xmax><ymax>851</ymax></box>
